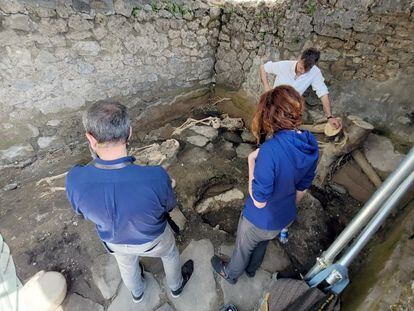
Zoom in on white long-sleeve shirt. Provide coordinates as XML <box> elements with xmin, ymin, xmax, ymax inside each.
<box><xmin>264</xmin><ymin>60</ymin><xmax>329</xmax><ymax>98</ymax></box>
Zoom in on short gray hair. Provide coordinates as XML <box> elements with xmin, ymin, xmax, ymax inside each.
<box><xmin>83</xmin><ymin>101</ymin><xmax>131</xmax><ymax>143</ymax></box>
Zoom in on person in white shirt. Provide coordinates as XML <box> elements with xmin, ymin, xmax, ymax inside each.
<box><xmin>259</xmin><ymin>48</ymin><xmax>341</xmax><ymax>129</ymax></box>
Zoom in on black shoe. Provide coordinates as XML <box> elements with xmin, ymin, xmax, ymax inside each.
<box><xmin>211</xmin><ymin>255</ymin><xmax>237</xmax><ymax>285</ymax></box>
<box><xmin>245</xmin><ymin>270</ymin><xmax>255</xmax><ymax>278</ymax></box>
<box><xmin>132</xmin><ymin>291</ymin><xmax>144</xmax><ymax>303</ymax></box>
<box><xmin>171</xmin><ymin>259</ymin><xmax>194</xmax><ymax>298</ymax></box>
<box><xmin>131</xmin><ymin>263</ymin><xmax>146</xmax><ymax>303</ymax></box>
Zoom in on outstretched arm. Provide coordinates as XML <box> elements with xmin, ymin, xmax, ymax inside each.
<box><xmin>259</xmin><ymin>64</ymin><xmax>272</xmax><ymax>92</ymax></box>
<box><xmin>320</xmin><ymin>95</ymin><xmax>341</xmax><ymax>129</ymax></box>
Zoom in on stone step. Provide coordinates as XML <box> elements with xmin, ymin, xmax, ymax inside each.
<box><xmin>108</xmin><ymin>272</ymin><xmax>161</xmax><ymax>311</ymax></box>
<box><xmin>166</xmin><ymin>239</ymin><xmax>219</xmax><ymax>311</ymax></box>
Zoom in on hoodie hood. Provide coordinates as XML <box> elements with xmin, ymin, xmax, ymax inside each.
<box><xmin>274</xmin><ymin>130</ymin><xmax>319</xmax><ymax>169</ymax></box>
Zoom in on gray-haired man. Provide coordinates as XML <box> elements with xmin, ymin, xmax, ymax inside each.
<box><xmin>66</xmin><ymin>101</ymin><xmax>193</xmax><ymax>302</ymax></box>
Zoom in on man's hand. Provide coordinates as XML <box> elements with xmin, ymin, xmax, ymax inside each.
<box><xmin>259</xmin><ymin>64</ymin><xmax>272</xmax><ymax>93</ymax></box>
<box><xmin>328</xmin><ymin>117</ymin><xmax>341</xmax><ymax>129</ymax></box>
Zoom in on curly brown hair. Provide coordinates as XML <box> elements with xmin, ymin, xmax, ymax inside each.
<box><xmin>252</xmin><ymin>85</ymin><xmax>304</xmax><ymax>143</ymax></box>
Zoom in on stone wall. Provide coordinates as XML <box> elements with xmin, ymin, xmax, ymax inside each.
<box><xmin>1</xmin><ymin>0</ymin><xmax>413</xmax><ymax>166</ymax></box>
<box><xmin>0</xmin><ymin>0</ymin><xmax>221</xmax><ymax>165</ymax></box>
<box><xmin>214</xmin><ymin>0</ymin><xmax>414</xmax><ymax>144</ymax></box>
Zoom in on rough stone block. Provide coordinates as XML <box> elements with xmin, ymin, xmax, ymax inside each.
<box><xmin>166</xmin><ymin>239</ymin><xmax>219</xmax><ymax>311</ymax></box>
<box><xmin>169</xmin><ymin>208</ymin><xmax>187</xmax><ymax>231</ymax></box>
<box><xmin>37</xmin><ymin>136</ymin><xmax>62</xmax><ymax>150</ymax></box>
<box><xmin>91</xmin><ymin>254</ymin><xmax>121</xmax><ymax>300</ymax></box>
<box><xmin>64</xmin><ymin>293</ymin><xmax>104</xmax><ymax>311</ymax></box>
<box><xmin>3</xmin><ymin>14</ymin><xmax>35</xmax><ymax>32</ymax></box>
<box><xmin>72</xmin><ymin>41</ymin><xmax>101</xmax><ymax>56</ymax></box>
<box><xmin>332</xmin><ymin>160</ymin><xmax>376</xmax><ymax>202</ymax></box>
<box><xmin>186</xmin><ymin>135</ymin><xmax>209</xmax><ymax>147</ymax></box>
<box><xmin>68</xmin><ymin>15</ymin><xmax>94</xmax><ymax>31</ymax></box>
<box><xmin>236</xmin><ymin>143</ymin><xmax>255</xmax><ymax>158</ymax></box>
<box><xmin>219</xmin><ymin>269</ymin><xmax>272</xmax><ymax>311</ymax></box>
<box><xmin>91</xmin><ymin>0</ymin><xmax>115</xmax><ymax>15</ymax></box>
<box><xmin>241</xmin><ymin>130</ymin><xmax>256</xmax><ymax>143</ymax></box>
<box><xmin>0</xmin><ymin>144</ymin><xmax>34</xmax><ymax>163</ymax></box>
<box><xmin>0</xmin><ymin>0</ymin><xmax>24</xmax><ymax>13</ymax></box>
<box><xmin>189</xmin><ymin>125</ymin><xmax>218</xmax><ymax>140</ymax></box>
<box><xmin>282</xmin><ymin>193</ymin><xmax>328</xmax><ymax>268</ymax></box>
<box><xmin>196</xmin><ymin>188</ymin><xmax>244</xmax><ymax>214</ymax></box>
<box><xmin>363</xmin><ymin>134</ymin><xmax>405</xmax><ymax>177</ymax></box>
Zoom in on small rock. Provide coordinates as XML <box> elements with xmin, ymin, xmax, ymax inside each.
<box><xmin>169</xmin><ymin>208</ymin><xmax>187</xmax><ymax>231</ymax></box>
<box><xmin>27</xmin><ymin>124</ymin><xmax>40</xmax><ymax>138</ymax></box>
<box><xmin>332</xmin><ymin>160</ymin><xmax>375</xmax><ymax>202</ymax></box>
<box><xmin>396</xmin><ymin>116</ymin><xmax>411</xmax><ymax>125</ymax></box>
<box><xmin>189</xmin><ymin>125</ymin><xmax>218</xmax><ymax>140</ymax></box>
<box><xmin>46</xmin><ymin>119</ymin><xmax>61</xmax><ymax>127</ymax></box>
<box><xmin>236</xmin><ymin>143</ymin><xmax>255</xmax><ymax>158</ymax></box>
<box><xmin>166</xmin><ymin>239</ymin><xmax>219</xmax><ymax>311</ymax></box>
<box><xmin>330</xmin><ymin>183</ymin><xmax>347</xmax><ymax>195</ymax></box>
<box><xmin>196</xmin><ymin>188</ymin><xmax>244</xmax><ymax>214</ymax></box>
<box><xmin>91</xmin><ymin>254</ymin><xmax>121</xmax><ymax>299</ymax></box>
<box><xmin>241</xmin><ymin>130</ymin><xmax>256</xmax><ymax>144</ymax></box>
<box><xmin>108</xmin><ymin>272</ymin><xmax>161</xmax><ymax>311</ymax></box>
<box><xmin>222</xmin><ymin>132</ymin><xmax>243</xmax><ymax>144</ymax></box>
<box><xmin>3</xmin><ymin>183</ymin><xmax>18</xmax><ymax>191</ymax></box>
<box><xmin>363</xmin><ymin>134</ymin><xmax>405</xmax><ymax>177</ymax></box>
<box><xmin>64</xmin><ymin>293</ymin><xmax>104</xmax><ymax>311</ymax></box>
<box><xmin>223</xmin><ymin>141</ymin><xmax>234</xmax><ymax>151</ymax></box>
<box><xmin>186</xmin><ymin>135</ymin><xmax>209</xmax><ymax>147</ymax></box>
<box><xmin>37</xmin><ymin>136</ymin><xmax>60</xmax><ymax>149</ymax></box>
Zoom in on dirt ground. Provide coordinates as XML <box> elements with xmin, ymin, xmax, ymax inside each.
<box><xmin>0</xmin><ymin>105</ymin><xmax>377</xmax><ymax>309</ymax></box>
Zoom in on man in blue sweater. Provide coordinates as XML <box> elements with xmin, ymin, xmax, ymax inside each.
<box><xmin>66</xmin><ymin>101</ymin><xmax>193</xmax><ymax>303</ymax></box>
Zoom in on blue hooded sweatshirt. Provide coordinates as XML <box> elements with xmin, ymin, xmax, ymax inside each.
<box><xmin>243</xmin><ymin>129</ymin><xmax>319</xmax><ymax>231</ymax></box>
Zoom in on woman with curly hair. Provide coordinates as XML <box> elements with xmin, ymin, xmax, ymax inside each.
<box><xmin>211</xmin><ymin>85</ymin><xmax>319</xmax><ymax>284</ymax></box>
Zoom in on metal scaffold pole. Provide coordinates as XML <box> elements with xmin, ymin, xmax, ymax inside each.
<box><xmin>338</xmin><ymin>171</ymin><xmax>414</xmax><ymax>267</ymax></box>
<box><xmin>306</xmin><ymin>147</ymin><xmax>414</xmax><ymax>280</ymax></box>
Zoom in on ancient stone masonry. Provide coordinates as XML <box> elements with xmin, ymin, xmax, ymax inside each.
<box><xmin>0</xmin><ymin>0</ymin><xmax>221</xmax><ymax>165</ymax></box>
<box><xmin>214</xmin><ymin>0</ymin><xmax>414</xmax><ymax>144</ymax></box>
<box><xmin>0</xmin><ymin>0</ymin><xmax>413</xmax><ymax>166</ymax></box>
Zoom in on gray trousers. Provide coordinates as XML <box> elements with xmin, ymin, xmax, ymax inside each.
<box><xmin>225</xmin><ymin>214</ymin><xmax>280</xmax><ymax>280</ymax></box>
<box><xmin>106</xmin><ymin>225</ymin><xmax>183</xmax><ymax>297</ymax></box>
